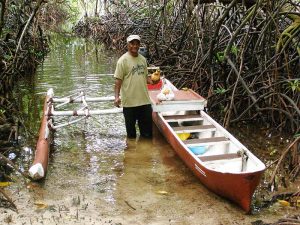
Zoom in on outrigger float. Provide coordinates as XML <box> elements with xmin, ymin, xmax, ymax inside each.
<box><xmin>28</xmin><ymin>88</ymin><xmax>122</xmax><ymax>180</ymax></box>
<box><xmin>29</xmin><ymin>75</ymin><xmax>265</xmax><ymax>213</ymax></box>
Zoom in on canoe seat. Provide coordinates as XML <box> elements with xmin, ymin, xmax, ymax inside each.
<box><xmin>174</xmin><ymin>125</ymin><xmax>215</xmax><ymax>133</ymax></box>
<box><xmin>183</xmin><ymin>136</ymin><xmax>229</xmax><ymax>146</ymax></box>
<box><xmin>199</xmin><ymin>153</ymin><xmax>241</xmax><ymax>162</ymax></box>
<box><xmin>164</xmin><ymin>114</ymin><xmax>203</xmax><ymax>122</ymax></box>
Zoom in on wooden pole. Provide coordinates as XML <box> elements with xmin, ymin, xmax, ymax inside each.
<box><xmin>52</xmin><ymin>96</ymin><xmax>115</xmax><ymax>103</ymax></box>
<box><xmin>48</xmin><ymin>108</ymin><xmax>123</xmax><ymax>116</ymax></box>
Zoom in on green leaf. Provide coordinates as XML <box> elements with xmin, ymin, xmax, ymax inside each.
<box><xmin>4</xmin><ymin>55</ymin><xmax>12</xmax><ymax>60</ymax></box>
<box><xmin>214</xmin><ymin>87</ymin><xmax>227</xmax><ymax>94</ymax></box>
<box><xmin>231</xmin><ymin>45</ymin><xmax>238</xmax><ymax>56</ymax></box>
<box><xmin>287</xmin><ymin>80</ymin><xmax>300</xmax><ymax>93</ymax></box>
<box><xmin>216</xmin><ymin>52</ymin><xmax>225</xmax><ymax>62</ymax></box>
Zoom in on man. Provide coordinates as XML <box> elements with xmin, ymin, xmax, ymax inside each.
<box><xmin>114</xmin><ymin>35</ymin><xmax>157</xmax><ymax>139</ymax></box>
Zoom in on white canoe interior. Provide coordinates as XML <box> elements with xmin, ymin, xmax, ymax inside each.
<box><xmin>160</xmin><ymin>110</ymin><xmax>266</xmax><ymax>174</ymax></box>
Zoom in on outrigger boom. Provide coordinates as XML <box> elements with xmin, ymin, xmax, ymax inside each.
<box><xmin>47</xmin><ymin>108</ymin><xmax>122</xmax><ymax>116</ymax></box>
<box><xmin>52</xmin><ymin>96</ymin><xmax>115</xmax><ymax>103</ymax></box>
<box><xmin>28</xmin><ymin>88</ymin><xmax>122</xmax><ymax>180</ymax></box>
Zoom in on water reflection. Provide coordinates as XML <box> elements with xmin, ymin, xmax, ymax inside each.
<box><xmin>36</xmin><ymin>36</ymin><xmax>115</xmax><ymax>96</ymax></box>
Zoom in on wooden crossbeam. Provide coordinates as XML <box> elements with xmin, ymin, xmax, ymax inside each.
<box><xmin>47</xmin><ymin>108</ymin><xmax>123</xmax><ymax>116</ymax></box>
<box><xmin>173</xmin><ymin>125</ymin><xmax>215</xmax><ymax>133</ymax></box>
<box><xmin>199</xmin><ymin>153</ymin><xmax>241</xmax><ymax>162</ymax></box>
<box><xmin>52</xmin><ymin>96</ymin><xmax>114</xmax><ymax>103</ymax></box>
<box><xmin>164</xmin><ymin>114</ymin><xmax>203</xmax><ymax>122</ymax></box>
<box><xmin>183</xmin><ymin>136</ymin><xmax>229</xmax><ymax>146</ymax></box>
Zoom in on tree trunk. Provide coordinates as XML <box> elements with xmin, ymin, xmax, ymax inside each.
<box><xmin>124</xmin><ymin>0</ymin><xmax>130</xmax><ymax>7</ymax></box>
<box><xmin>15</xmin><ymin>0</ymin><xmax>44</xmax><ymax>59</ymax></box>
<box><xmin>104</xmin><ymin>0</ymin><xmax>108</xmax><ymax>14</ymax></box>
<box><xmin>193</xmin><ymin>0</ymin><xmax>256</xmax><ymax>7</ymax></box>
<box><xmin>79</xmin><ymin>0</ymin><xmax>88</xmax><ymax>17</ymax></box>
<box><xmin>0</xmin><ymin>0</ymin><xmax>6</xmax><ymax>36</ymax></box>
<box><xmin>95</xmin><ymin>0</ymin><xmax>98</xmax><ymax>16</ymax></box>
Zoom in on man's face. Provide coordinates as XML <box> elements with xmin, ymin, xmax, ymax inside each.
<box><xmin>127</xmin><ymin>40</ymin><xmax>140</xmax><ymax>56</ymax></box>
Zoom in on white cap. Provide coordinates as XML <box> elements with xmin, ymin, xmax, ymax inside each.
<box><xmin>127</xmin><ymin>35</ymin><xmax>141</xmax><ymax>43</ymax></box>
<box><xmin>28</xmin><ymin>163</ymin><xmax>45</xmax><ymax>180</ymax></box>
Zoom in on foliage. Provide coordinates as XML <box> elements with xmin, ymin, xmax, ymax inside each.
<box><xmin>0</xmin><ymin>0</ymin><xmax>49</xmax><ymax>128</ymax></box>
<box><xmin>73</xmin><ymin>0</ymin><xmax>300</xmax><ymax>134</ymax></box>
<box><xmin>214</xmin><ymin>87</ymin><xmax>228</xmax><ymax>95</ymax></box>
<box><xmin>38</xmin><ymin>0</ymin><xmax>80</xmax><ymax>32</ymax></box>
<box><xmin>1</xmin><ymin>0</ymin><xmax>48</xmax><ymax>91</ymax></box>
<box><xmin>286</xmin><ymin>79</ymin><xmax>300</xmax><ymax>93</ymax></box>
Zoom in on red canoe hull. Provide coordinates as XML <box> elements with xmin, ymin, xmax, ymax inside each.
<box><xmin>152</xmin><ymin>112</ymin><xmax>264</xmax><ymax>213</ymax></box>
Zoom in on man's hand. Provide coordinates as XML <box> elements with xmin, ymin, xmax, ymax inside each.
<box><xmin>114</xmin><ymin>97</ymin><xmax>121</xmax><ymax>107</ymax></box>
<box><xmin>114</xmin><ymin>78</ymin><xmax>122</xmax><ymax>107</ymax></box>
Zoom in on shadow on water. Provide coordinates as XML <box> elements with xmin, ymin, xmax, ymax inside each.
<box><xmin>4</xmin><ymin>34</ymin><xmax>297</xmax><ymax>225</ymax></box>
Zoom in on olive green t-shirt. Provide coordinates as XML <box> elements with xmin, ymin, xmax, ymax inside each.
<box><xmin>114</xmin><ymin>52</ymin><xmax>151</xmax><ymax>107</ymax></box>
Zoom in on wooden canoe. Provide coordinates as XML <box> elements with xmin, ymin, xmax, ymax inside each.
<box><xmin>148</xmin><ymin>80</ymin><xmax>266</xmax><ymax>213</ymax></box>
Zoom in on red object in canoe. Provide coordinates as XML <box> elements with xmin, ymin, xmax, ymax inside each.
<box><xmin>147</xmin><ymin>79</ymin><xmax>163</xmax><ymax>90</ymax></box>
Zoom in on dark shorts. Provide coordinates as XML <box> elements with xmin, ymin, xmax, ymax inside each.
<box><xmin>123</xmin><ymin>104</ymin><xmax>153</xmax><ymax>139</ymax></box>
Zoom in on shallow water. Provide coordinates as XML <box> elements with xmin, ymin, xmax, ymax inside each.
<box><xmin>1</xmin><ymin>35</ymin><xmax>298</xmax><ymax>225</ymax></box>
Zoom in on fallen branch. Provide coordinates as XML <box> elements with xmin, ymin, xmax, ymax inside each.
<box><xmin>124</xmin><ymin>200</ymin><xmax>136</xmax><ymax>210</ymax></box>
<box><xmin>0</xmin><ymin>152</ymin><xmax>31</xmax><ymax>180</ymax></box>
<box><xmin>269</xmin><ymin>136</ymin><xmax>300</xmax><ymax>189</ymax></box>
<box><xmin>0</xmin><ymin>188</ymin><xmax>17</xmax><ymax>211</ymax></box>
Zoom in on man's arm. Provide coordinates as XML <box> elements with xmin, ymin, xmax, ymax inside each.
<box><xmin>114</xmin><ymin>78</ymin><xmax>122</xmax><ymax>107</ymax></box>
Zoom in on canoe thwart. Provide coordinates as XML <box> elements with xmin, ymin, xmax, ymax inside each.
<box><xmin>164</xmin><ymin>114</ymin><xmax>203</xmax><ymax>122</ymax></box>
<box><xmin>199</xmin><ymin>153</ymin><xmax>241</xmax><ymax>162</ymax></box>
<box><xmin>183</xmin><ymin>136</ymin><xmax>229</xmax><ymax>145</ymax></box>
<box><xmin>173</xmin><ymin>125</ymin><xmax>215</xmax><ymax>133</ymax></box>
